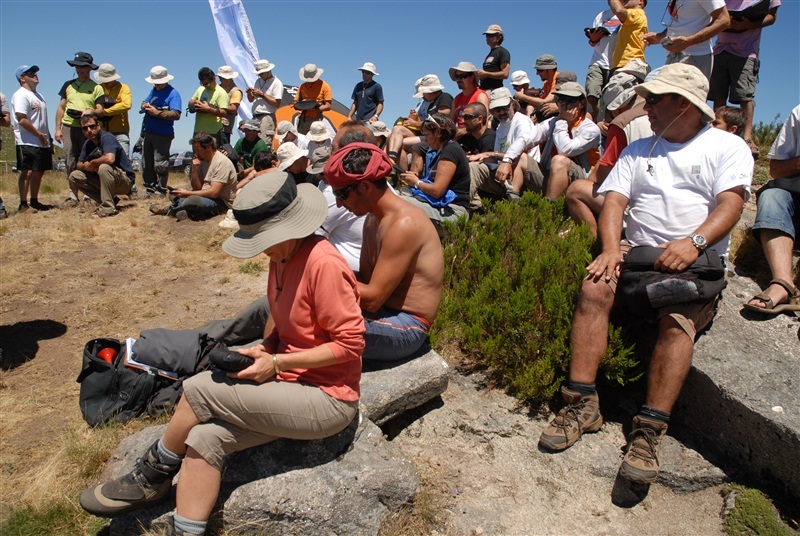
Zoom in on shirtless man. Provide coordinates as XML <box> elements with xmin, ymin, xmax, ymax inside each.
<box><xmin>324</xmin><ymin>142</ymin><xmax>444</xmax><ymax>361</ymax></box>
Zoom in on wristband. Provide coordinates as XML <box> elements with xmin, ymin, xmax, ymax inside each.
<box><xmin>272</xmin><ymin>353</ymin><xmax>280</xmax><ymax>374</ymax></box>
<box><xmin>415</xmin><ymin>180</ymin><xmax>422</xmax><ymax>189</ymax></box>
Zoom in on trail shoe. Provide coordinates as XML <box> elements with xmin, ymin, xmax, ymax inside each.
<box><xmin>80</xmin><ymin>440</ymin><xmax>181</xmax><ymax>517</ymax></box>
<box><xmin>619</xmin><ymin>415</ymin><xmax>668</xmax><ymax>484</ymax></box>
<box><xmin>150</xmin><ymin>202</ymin><xmax>172</xmax><ymax>216</ymax></box>
<box><xmin>539</xmin><ymin>386</ymin><xmax>603</xmax><ymax>451</ymax></box>
<box><xmin>174</xmin><ymin>210</ymin><xmax>189</xmax><ymax>222</ymax></box>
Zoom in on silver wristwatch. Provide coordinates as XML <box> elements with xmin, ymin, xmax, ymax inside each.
<box><xmin>690</xmin><ymin>233</ymin><xmax>707</xmax><ymax>252</ymax></box>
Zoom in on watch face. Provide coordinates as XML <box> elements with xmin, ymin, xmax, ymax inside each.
<box><xmin>693</xmin><ymin>234</ymin><xmax>707</xmax><ymax>247</ymax></box>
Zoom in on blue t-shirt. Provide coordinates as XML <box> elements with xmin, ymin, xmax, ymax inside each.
<box><xmin>143</xmin><ymin>85</ymin><xmax>182</xmax><ymax>136</ymax></box>
<box><xmin>351</xmin><ymin>80</ymin><xmax>384</xmax><ymax>121</ymax></box>
<box><xmin>79</xmin><ymin>130</ymin><xmax>136</xmax><ymax>182</ymax></box>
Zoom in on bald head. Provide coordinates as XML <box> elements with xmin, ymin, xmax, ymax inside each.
<box><xmin>332</xmin><ymin>121</ymin><xmax>377</xmax><ymax>151</ymax></box>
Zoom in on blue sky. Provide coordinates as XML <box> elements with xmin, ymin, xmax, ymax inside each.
<box><xmin>2</xmin><ymin>0</ymin><xmax>798</xmax><ymax>153</ymax></box>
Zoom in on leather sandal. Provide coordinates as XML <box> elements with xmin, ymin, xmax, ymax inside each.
<box><xmin>743</xmin><ymin>278</ymin><xmax>800</xmax><ymax>315</ymax></box>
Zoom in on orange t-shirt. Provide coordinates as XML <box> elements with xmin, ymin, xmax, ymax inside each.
<box><xmin>296</xmin><ymin>80</ymin><xmax>332</xmax><ymax>119</ymax></box>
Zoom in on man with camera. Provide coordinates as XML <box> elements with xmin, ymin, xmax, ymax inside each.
<box><xmin>538</xmin><ymin>64</ymin><xmax>752</xmax><ymax>486</ymax></box>
<box><xmin>68</xmin><ymin>113</ymin><xmax>135</xmax><ymax>217</ymax></box>
<box><xmin>247</xmin><ymin>59</ymin><xmax>283</xmax><ymax>148</ymax></box>
<box><xmin>188</xmin><ymin>67</ymin><xmax>229</xmax><ymax>146</ymax></box>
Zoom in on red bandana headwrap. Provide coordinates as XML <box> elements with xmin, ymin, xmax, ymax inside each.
<box><xmin>323</xmin><ymin>142</ymin><xmax>393</xmax><ymax>189</ymax></box>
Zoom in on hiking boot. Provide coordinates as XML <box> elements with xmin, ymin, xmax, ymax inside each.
<box><xmin>150</xmin><ymin>202</ymin><xmax>172</xmax><ymax>216</ymax></box>
<box><xmin>95</xmin><ymin>206</ymin><xmax>119</xmax><ymax>218</ymax></box>
<box><xmin>63</xmin><ymin>197</ymin><xmax>80</xmax><ymax>208</ymax></box>
<box><xmin>174</xmin><ymin>210</ymin><xmax>189</xmax><ymax>222</ymax></box>
<box><xmin>619</xmin><ymin>415</ymin><xmax>668</xmax><ymax>484</ymax></box>
<box><xmin>539</xmin><ymin>386</ymin><xmax>603</xmax><ymax>451</ymax></box>
<box><xmin>80</xmin><ymin>440</ymin><xmax>181</xmax><ymax>517</ymax></box>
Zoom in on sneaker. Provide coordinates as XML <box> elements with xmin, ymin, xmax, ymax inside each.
<box><xmin>218</xmin><ymin>209</ymin><xmax>239</xmax><ymax>230</ymax></box>
<box><xmin>95</xmin><ymin>207</ymin><xmax>119</xmax><ymax>218</ymax></box>
<box><xmin>505</xmin><ymin>191</ymin><xmax>521</xmax><ymax>204</ymax></box>
<box><xmin>174</xmin><ymin>210</ymin><xmax>189</xmax><ymax>222</ymax></box>
<box><xmin>150</xmin><ymin>203</ymin><xmax>172</xmax><ymax>216</ymax></box>
<box><xmin>63</xmin><ymin>197</ymin><xmax>80</xmax><ymax>208</ymax></box>
<box><xmin>79</xmin><ymin>441</ymin><xmax>180</xmax><ymax>517</ymax></box>
<box><xmin>128</xmin><ymin>185</ymin><xmax>139</xmax><ymax>200</ymax></box>
<box><xmin>619</xmin><ymin>415</ymin><xmax>668</xmax><ymax>484</ymax></box>
<box><xmin>539</xmin><ymin>386</ymin><xmax>603</xmax><ymax>451</ymax></box>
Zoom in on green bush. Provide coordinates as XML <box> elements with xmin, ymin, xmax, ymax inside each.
<box><xmin>431</xmin><ymin>193</ymin><xmax>638</xmax><ymax>402</ymax></box>
<box><xmin>751</xmin><ymin>114</ymin><xmax>783</xmax><ymax>155</ymax></box>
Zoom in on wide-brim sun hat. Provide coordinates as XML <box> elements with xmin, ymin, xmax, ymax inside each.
<box><xmin>634</xmin><ymin>63</ymin><xmax>715</xmax><ymax>121</ymax></box>
<box><xmin>222</xmin><ymin>172</ymin><xmax>327</xmax><ymax>259</ymax></box>
<box><xmin>94</xmin><ymin>63</ymin><xmax>121</xmax><ymax>83</ymax></box>
<box><xmin>253</xmin><ymin>59</ymin><xmax>275</xmax><ymax>74</ymax></box>
<box><xmin>534</xmin><ymin>54</ymin><xmax>557</xmax><ymax>71</ymax></box>
<box><xmin>306</xmin><ymin>121</ymin><xmax>332</xmax><ymax>143</ymax></box>
<box><xmin>275</xmin><ymin>120</ymin><xmax>297</xmax><ymax>142</ymax></box>
<box><xmin>413</xmin><ymin>74</ymin><xmax>445</xmax><ymax>98</ymax></box>
<box><xmin>299</xmin><ymin>63</ymin><xmax>323</xmax><ymax>83</ymax></box>
<box><xmin>489</xmin><ymin>87</ymin><xmax>513</xmax><ymax>109</ymax></box>
<box><xmin>239</xmin><ymin>119</ymin><xmax>261</xmax><ymax>132</ymax></box>
<box><xmin>606</xmin><ymin>87</ymin><xmax>638</xmax><ymax>112</ymax></box>
<box><xmin>368</xmin><ymin>121</ymin><xmax>391</xmax><ymax>138</ymax></box>
<box><xmin>67</xmin><ymin>52</ymin><xmax>98</xmax><ymax>69</ymax></box>
<box><xmin>553</xmin><ymin>81</ymin><xmax>586</xmax><ymax>99</ymax></box>
<box><xmin>511</xmin><ymin>70</ymin><xmax>530</xmax><ymax>86</ymax></box>
<box><xmin>276</xmin><ymin>142</ymin><xmax>309</xmax><ymax>171</ymax></box>
<box><xmin>307</xmin><ymin>146</ymin><xmax>332</xmax><ymax>174</ymax></box>
<box><xmin>217</xmin><ymin>65</ymin><xmax>239</xmax><ymax>79</ymax></box>
<box><xmin>358</xmin><ymin>62</ymin><xmax>379</xmax><ymax>75</ymax></box>
<box><xmin>449</xmin><ymin>61</ymin><xmax>478</xmax><ymax>82</ymax></box>
<box><xmin>145</xmin><ymin>66</ymin><xmax>174</xmax><ymax>84</ymax></box>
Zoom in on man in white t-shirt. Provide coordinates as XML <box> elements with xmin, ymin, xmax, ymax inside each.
<box><xmin>246</xmin><ymin>59</ymin><xmax>283</xmax><ymax>148</ymax></box>
<box><xmin>744</xmin><ymin>104</ymin><xmax>800</xmax><ymax>315</ymax></box>
<box><xmin>11</xmin><ymin>65</ymin><xmax>53</xmax><ymax>213</ymax></box>
<box><xmin>539</xmin><ymin>64</ymin><xmax>752</xmax><ymax>486</ymax></box>
<box><xmin>644</xmin><ymin>0</ymin><xmax>731</xmax><ymax>80</ymax></box>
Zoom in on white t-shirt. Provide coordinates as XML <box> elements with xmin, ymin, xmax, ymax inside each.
<box><xmin>252</xmin><ymin>75</ymin><xmax>284</xmax><ymax>116</ymax></box>
<box><xmin>11</xmin><ymin>87</ymin><xmax>50</xmax><ymax>148</ymax></box>
<box><xmin>598</xmin><ymin>125</ymin><xmax>753</xmax><ymax>257</ymax></box>
<box><xmin>316</xmin><ymin>181</ymin><xmax>365</xmax><ymax>273</ymax></box>
<box><xmin>281</xmin><ymin>133</ymin><xmax>309</xmax><ymax>151</ymax></box>
<box><xmin>667</xmin><ymin>0</ymin><xmax>727</xmax><ymax>56</ymax></box>
<box><xmin>589</xmin><ymin>10</ymin><xmax>621</xmax><ymax>70</ymax></box>
<box><xmin>767</xmin><ymin>104</ymin><xmax>800</xmax><ymax>170</ymax></box>
<box><xmin>494</xmin><ymin>112</ymin><xmax>536</xmax><ymax>161</ymax></box>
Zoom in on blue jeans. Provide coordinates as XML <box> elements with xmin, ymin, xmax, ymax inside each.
<box><xmin>362</xmin><ymin>307</ymin><xmax>430</xmax><ymax>361</ymax></box>
<box><xmin>170</xmin><ymin>195</ymin><xmax>227</xmax><ymax>220</ymax></box>
<box><xmin>752</xmin><ymin>188</ymin><xmax>799</xmax><ymax>241</ymax></box>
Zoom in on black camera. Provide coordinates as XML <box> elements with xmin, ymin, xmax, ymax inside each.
<box><xmin>208</xmin><ymin>348</ymin><xmax>254</xmax><ymax>372</ymax></box>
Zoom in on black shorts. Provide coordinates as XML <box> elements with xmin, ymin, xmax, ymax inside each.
<box><xmin>16</xmin><ymin>145</ymin><xmax>53</xmax><ymax>172</ymax></box>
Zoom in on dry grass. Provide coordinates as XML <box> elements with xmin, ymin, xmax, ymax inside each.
<box><xmin>0</xmin><ymin>172</ymin><xmax>266</xmax><ymax>531</ymax></box>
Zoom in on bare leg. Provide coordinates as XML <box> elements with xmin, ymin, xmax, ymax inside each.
<box><xmin>545</xmin><ymin>155</ymin><xmax>571</xmax><ymax>199</ymax></box>
<box><xmin>28</xmin><ymin>170</ymin><xmax>44</xmax><ymax>200</ymax></box>
<box><xmin>569</xmin><ymin>278</ymin><xmax>615</xmax><ymax>384</ymax></box>
<box><xmin>161</xmin><ymin>396</ymin><xmax>201</xmax><ymax>456</ymax></box>
<box><xmin>644</xmin><ymin>315</ymin><xmax>694</xmax><ymax>413</ymax></box>
<box><xmin>18</xmin><ymin>170</ymin><xmax>31</xmax><ymax>202</ymax></box>
<box><xmin>742</xmin><ymin>100</ymin><xmax>755</xmax><ymax>142</ymax></box>
<box><xmin>509</xmin><ymin>153</ymin><xmax>527</xmax><ymax>193</ymax></box>
<box><xmin>747</xmin><ymin>229</ymin><xmax>795</xmax><ymax>307</ymax></box>
<box><xmin>566</xmin><ymin>179</ymin><xmax>606</xmax><ymax>237</ymax></box>
<box><xmin>175</xmin><ymin>447</ymin><xmax>221</xmax><ymax>521</ymax></box>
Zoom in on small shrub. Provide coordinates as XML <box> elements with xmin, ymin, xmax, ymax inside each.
<box><xmin>238</xmin><ymin>260</ymin><xmax>264</xmax><ymax>276</ymax></box>
<box><xmin>751</xmin><ymin>114</ymin><xmax>783</xmax><ymax>155</ymax></box>
<box><xmin>431</xmin><ymin>194</ymin><xmax>638</xmax><ymax>403</ymax></box>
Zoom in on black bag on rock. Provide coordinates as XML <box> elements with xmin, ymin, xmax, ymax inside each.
<box><xmin>618</xmin><ymin>246</ymin><xmax>726</xmax><ymax>318</ymax></box>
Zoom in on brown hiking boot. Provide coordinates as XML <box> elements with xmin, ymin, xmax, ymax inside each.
<box><xmin>539</xmin><ymin>386</ymin><xmax>603</xmax><ymax>451</ymax></box>
<box><xmin>619</xmin><ymin>415</ymin><xmax>668</xmax><ymax>484</ymax></box>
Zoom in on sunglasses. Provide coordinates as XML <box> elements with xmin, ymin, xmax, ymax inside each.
<box><xmin>555</xmin><ymin>95</ymin><xmax>581</xmax><ymax>105</ymax></box>
<box><xmin>333</xmin><ymin>183</ymin><xmax>359</xmax><ymax>202</ymax></box>
<box><xmin>644</xmin><ymin>93</ymin><xmax>667</xmax><ymax>105</ymax></box>
<box><xmin>424</xmin><ymin>114</ymin><xmax>443</xmax><ymax>127</ymax></box>
<box><xmin>492</xmin><ymin>104</ymin><xmax>511</xmax><ymax>112</ymax></box>
<box><xmin>81</xmin><ymin>124</ymin><xmax>99</xmax><ymax>131</ymax></box>
<box><xmin>461</xmin><ymin>113</ymin><xmax>479</xmax><ymax>120</ymax></box>
<box><xmin>455</xmin><ymin>73</ymin><xmax>473</xmax><ymax>80</ymax></box>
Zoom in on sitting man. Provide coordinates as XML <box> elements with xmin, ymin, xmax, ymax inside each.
<box><xmin>275</xmin><ymin>120</ymin><xmax>309</xmax><ymax>151</ymax></box>
<box><xmin>68</xmin><ymin>113</ymin><xmax>135</xmax><ymax>217</ymax></box>
<box><xmin>150</xmin><ymin>132</ymin><xmax>237</xmax><ymax>221</ymax></box>
<box><xmin>448</xmin><ymin>62</ymin><xmax>490</xmax><ymax>130</ymax></box>
<box><xmin>744</xmin><ymin>104</ymin><xmax>800</xmax><ymax>315</ymax></box>
<box><xmin>566</xmin><ymin>81</ymin><xmax>652</xmax><ymax>236</ymax></box>
<box><xmin>233</xmin><ymin>119</ymin><xmax>268</xmax><ymax>182</ymax></box>
<box><xmin>538</xmin><ymin>64</ymin><xmax>752</xmax><ymax>485</ymax></box>
<box><xmin>516</xmin><ymin>55</ymin><xmax>560</xmax><ymax>123</ymax></box>
<box><xmin>236</xmin><ymin>149</ymin><xmax>278</xmax><ymax>191</ymax></box>
<box><xmin>276</xmin><ymin>142</ymin><xmax>311</xmax><ymax>185</ymax></box>
<box><xmin>469</xmin><ymin>88</ymin><xmax>536</xmax><ymax>205</ymax></box>
<box><xmin>325</xmin><ymin>142</ymin><xmax>444</xmax><ymax>361</ymax></box>
<box><xmin>527</xmin><ymin>82</ymin><xmax>601</xmax><ymax>200</ymax></box>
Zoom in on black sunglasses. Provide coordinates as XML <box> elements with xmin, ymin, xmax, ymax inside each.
<box><xmin>455</xmin><ymin>73</ymin><xmax>473</xmax><ymax>80</ymax></box>
<box><xmin>644</xmin><ymin>93</ymin><xmax>667</xmax><ymax>105</ymax></box>
<box><xmin>555</xmin><ymin>95</ymin><xmax>581</xmax><ymax>105</ymax></box>
<box><xmin>81</xmin><ymin>124</ymin><xmax>99</xmax><ymax>131</ymax></box>
<box><xmin>461</xmin><ymin>113</ymin><xmax>479</xmax><ymax>120</ymax></box>
<box><xmin>333</xmin><ymin>183</ymin><xmax>359</xmax><ymax>202</ymax></box>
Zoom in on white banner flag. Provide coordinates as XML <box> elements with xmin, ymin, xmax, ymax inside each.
<box><xmin>208</xmin><ymin>0</ymin><xmax>260</xmax><ymax>120</ymax></box>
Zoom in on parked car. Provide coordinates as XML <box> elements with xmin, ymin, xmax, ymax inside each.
<box><xmin>168</xmin><ymin>151</ymin><xmax>193</xmax><ymax>175</ymax></box>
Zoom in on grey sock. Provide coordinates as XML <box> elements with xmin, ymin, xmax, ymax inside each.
<box><xmin>173</xmin><ymin>513</ymin><xmax>207</xmax><ymax>535</ymax></box>
<box><xmin>156</xmin><ymin>439</ymin><xmax>183</xmax><ymax>467</ymax></box>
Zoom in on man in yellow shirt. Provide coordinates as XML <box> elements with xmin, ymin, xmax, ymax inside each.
<box><xmin>94</xmin><ymin>64</ymin><xmax>132</xmax><ymax>156</ymax></box>
<box><xmin>609</xmin><ymin>0</ymin><xmax>649</xmax><ymax>71</ymax></box>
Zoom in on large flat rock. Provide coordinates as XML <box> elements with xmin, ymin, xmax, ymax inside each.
<box><xmin>675</xmin><ymin>270</ymin><xmax>800</xmax><ymax>500</ymax></box>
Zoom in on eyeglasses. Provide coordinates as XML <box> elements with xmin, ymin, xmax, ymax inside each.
<box><xmin>461</xmin><ymin>113</ymin><xmax>479</xmax><ymax>120</ymax></box>
<box><xmin>333</xmin><ymin>183</ymin><xmax>359</xmax><ymax>202</ymax></box>
<box><xmin>644</xmin><ymin>93</ymin><xmax>667</xmax><ymax>105</ymax></box>
<box><xmin>81</xmin><ymin>124</ymin><xmax>99</xmax><ymax>131</ymax></box>
<box><xmin>455</xmin><ymin>73</ymin><xmax>472</xmax><ymax>80</ymax></box>
<box><xmin>555</xmin><ymin>95</ymin><xmax>581</xmax><ymax>105</ymax></box>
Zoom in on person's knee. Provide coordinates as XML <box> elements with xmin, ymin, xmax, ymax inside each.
<box><xmin>550</xmin><ymin>155</ymin><xmax>570</xmax><ymax>174</ymax></box>
<box><xmin>566</xmin><ymin>179</ymin><xmax>591</xmax><ymax>206</ymax></box>
<box><xmin>576</xmin><ymin>279</ymin><xmax>614</xmax><ymax>312</ymax></box>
